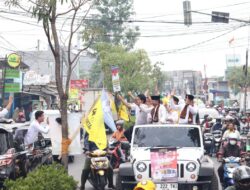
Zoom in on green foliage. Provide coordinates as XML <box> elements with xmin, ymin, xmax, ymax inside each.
<box><xmin>226</xmin><ymin>66</ymin><xmax>250</xmax><ymax>95</ymax></box>
<box><xmin>4</xmin><ymin>164</ymin><xmax>77</xmax><ymax>190</ymax></box>
<box><xmin>83</xmin><ymin>0</ymin><xmax>140</xmax><ymax>49</ymax></box>
<box><xmin>90</xmin><ymin>43</ymin><xmax>163</xmax><ymax>93</ymax></box>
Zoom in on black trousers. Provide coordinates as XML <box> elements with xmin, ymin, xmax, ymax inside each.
<box><xmin>80</xmin><ymin>157</ymin><xmax>114</xmax><ymax>188</ymax></box>
<box><xmin>218</xmin><ymin>164</ymin><xmax>224</xmax><ymax>183</ymax></box>
<box><xmin>124</xmin><ymin>125</ymin><xmax>134</xmax><ymax>143</ymax></box>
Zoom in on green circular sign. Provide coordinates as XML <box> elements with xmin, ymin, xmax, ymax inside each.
<box><xmin>7</xmin><ymin>53</ymin><xmax>21</xmax><ymax>68</ymax></box>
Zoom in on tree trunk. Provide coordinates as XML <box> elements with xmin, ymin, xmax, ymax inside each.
<box><xmin>60</xmin><ymin>97</ymin><xmax>69</xmax><ymax>170</ymax></box>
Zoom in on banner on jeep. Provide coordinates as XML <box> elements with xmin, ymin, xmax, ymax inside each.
<box><xmin>150</xmin><ymin>148</ymin><xmax>178</xmax><ymax>182</ymax></box>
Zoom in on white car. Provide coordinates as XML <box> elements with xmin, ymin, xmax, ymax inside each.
<box><xmin>116</xmin><ymin>125</ymin><xmax>219</xmax><ymax>190</ymax></box>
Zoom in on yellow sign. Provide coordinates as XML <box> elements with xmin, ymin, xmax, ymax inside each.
<box><xmin>82</xmin><ymin>97</ymin><xmax>107</xmax><ymax>150</ymax></box>
<box><xmin>69</xmin><ymin>88</ymin><xmax>79</xmax><ymax>99</ymax></box>
<box><xmin>7</xmin><ymin>53</ymin><xmax>21</xmax><ymax>68</ymax></box>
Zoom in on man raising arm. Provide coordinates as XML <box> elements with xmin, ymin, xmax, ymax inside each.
<box><xmin>0</xmin><ymin>96</ymin><xmax>13</xmax><ymax>118</ymax></box>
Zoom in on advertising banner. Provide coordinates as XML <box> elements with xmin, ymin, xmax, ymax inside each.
<box><xmin>111</xmin><ymin>66</ymin><xmax>121</xmax><ymax>92</ymax></box>
<box><xmin>70</xmin><ymin>80</ymin><xmax>88</xmax><ymax>89</ymax></box>
<box><xmin>150</xmin><ymin>148</ymin><xmax>178</xmax><ymax>182</ymax></box>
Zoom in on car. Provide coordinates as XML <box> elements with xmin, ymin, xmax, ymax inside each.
<box><xmin>116</xmin><ymin>124</ymin><xmax>219</xmax><ymax>190</ymax></box>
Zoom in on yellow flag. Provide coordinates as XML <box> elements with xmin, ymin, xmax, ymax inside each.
<box><xmin>118</xmin><ymin>104</ymin><xmax>130</xmax><ymax>122</ymax></box>
<box><xmin>82</xmin><ymin>97</ymin><xmax>107</xmax><ymax>150</ymax></box>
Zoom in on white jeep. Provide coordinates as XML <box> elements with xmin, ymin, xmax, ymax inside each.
<box><xmin>116</xmin><ymin>125</ymin><xmax>219</xmax><ymax>190</ymax></box>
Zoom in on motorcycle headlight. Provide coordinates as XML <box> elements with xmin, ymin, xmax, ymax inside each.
<box><xmin>136</xmin><ymin>162</ymin><xmax>147</xmax><ymax>173</ymax></box>
<box><xmin>186</xmin><ymin>162</ymin><xmax>197</xmax><ymax>172</ymax></box>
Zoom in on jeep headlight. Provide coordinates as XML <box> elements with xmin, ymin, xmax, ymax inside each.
<box><xmin>136</xmin><ymin>162</ymin><xmax>147</xmax><ymax>173</ymax></box>
<box><xmin>186</xmin><ymin>162</ymin><xmax>196</xmax><ymax>172</ymax></box>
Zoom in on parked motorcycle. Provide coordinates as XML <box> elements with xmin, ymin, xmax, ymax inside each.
<box><xmin>88</xmin><ymin>149</ymin><xmax>110</xmax><ymax>190</ymax></box>
<box><xmin>223</xmin><ymin>157</ymin><xmax>241</xmax><ymax>188</ymax></box>
<box><xmin>0</xmin><ymin>120</ymin><xmax>58</xmax><ymax>187</ymax></box>
<box><xmin>212</xmin><ymin>130</ymin><xmax>222</xmax><ymax>155</ymax></box>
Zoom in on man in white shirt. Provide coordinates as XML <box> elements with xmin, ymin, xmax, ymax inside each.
<box><xmin>170</xmin><ymin>92</ymin><xmax>197</xmax><ymax>124</ymax></box>
<box><xmin>0</xmin><ymin>96</ymin><xmax>13</xmax><ymax>118</ymax></box>
<box><xmin>147</xmin><ymin>95</ymin><xmax>166</xmax><ymax>124</ymax></box>
<box><xmin>24</xmin><ymin>111</ymin><xmax>50</xmax><ymax>145</ymax></box>
<box><xmin>165</xmin><ymin>104</ymin><xmax>179</xmax><ymax>124</ymax></box>
<box><xmin>118</xmin><ymin>93</ymin><xmax>153</xmax><ymax>142</ymax></box>
<box><xmin>118</xmin><ymin>94</ymin><xmax>153</xmax><ymax>125</ymax></box>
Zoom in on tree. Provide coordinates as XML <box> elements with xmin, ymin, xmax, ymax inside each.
<box><xmin>226</xmin><ymin>66</ymin><xmax>250</xmax><ymax>95</ymax></box>
<box><xmin>5</xmin><ymin>0</ymin><xmax>95</xmax><ymax>169</ymax></box>
<box><xmin>83</xmin><ymin>0</ymin><xmax>140</xmax><ymax>50</ymax></box>
<box><xmin>93</xmin><ymin>43</ymin><xmax>162</xmax><ymax>94</ymax></box>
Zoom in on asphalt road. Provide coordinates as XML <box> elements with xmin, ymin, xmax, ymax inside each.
<box><xmin>68</xmin><ymin>155</ymin><xmax>222</xmax><ymax>190</ymax></box>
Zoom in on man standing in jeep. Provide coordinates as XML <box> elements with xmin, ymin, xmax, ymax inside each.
<box><xmin>170</xmin><ymin>91</ymin><xmax>198</xmax><ymax>124</ymax></box>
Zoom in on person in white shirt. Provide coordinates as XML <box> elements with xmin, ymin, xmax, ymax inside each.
<box><xmin>118</xmin><ymin>94</ymin><xmax>153</xmax><ymax>125</ymax></box>
<box><xmin>223</xmin><ymin>122</ymin><xmax>240</xmax><ymax>140</ymax></box>
<box><xmin>0</xmin><ymin>96</ymin><xmax>13</xmax><ymax>119</ymax></box>
<box><xmin>170</xmin><ymin>92</ymin><xmax>197</xmax><ymax>124</ymax></box>
<box><xmin>165</xmin><ymin>104</ymin><xmax>179</xmax><ymax>124</ymax></box>
<box><xmin>147</xmin><ymin>95</ymin><xmax>167</xmax><ymax>124</ymax></box>
<box><xmin>24</xmin><ymin>111</ymin><xmax>50</xmax><ymax>145</ymax></box>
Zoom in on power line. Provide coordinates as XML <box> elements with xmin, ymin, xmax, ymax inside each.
<box><xmin>149</xmin><ymin>24</ymin><xmax>247</xmax><ymax>56</ymax></box>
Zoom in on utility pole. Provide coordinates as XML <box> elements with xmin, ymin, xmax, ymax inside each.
<box><xmin>244</xmin><ymin>49</ymin><xmax>248</xmax><ymax>113</ymax></box>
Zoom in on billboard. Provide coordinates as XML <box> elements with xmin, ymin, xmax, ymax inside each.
<box><xmin>226</xmin><ymin>54</ymin><xmax>241</xmax><ymax>67</ymax></box>
<box><xmin>70</xmin><ymin>80</ymin><xmax>88</xmax><ymax>89</ymax></box>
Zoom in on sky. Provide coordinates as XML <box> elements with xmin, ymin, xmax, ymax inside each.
<box><xmin>1</xmin><ymin>0</ymin><xmax>250</xmax><ymax>77</ymax></box>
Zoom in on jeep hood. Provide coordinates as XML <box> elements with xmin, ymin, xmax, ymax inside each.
<box><xmin>131</xmin><ymin>147</ymin><xmax>204</xmax><ymax>162</ymax></box>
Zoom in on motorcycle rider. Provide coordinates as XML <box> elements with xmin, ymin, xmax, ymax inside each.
<box><xmin>218</xmin><ymin>133</ymin><xmax>243</xmax><ymax>184</ymax></box>
<box><xmin>80</xmin><ymin>132</ymin><xmax>115</xmax><ymax>190</ymax></box>
<box><xmin>223</xmin><ymin>122</ymin><xmax>240</xmax><ymax>140</ymax></box>
<box><xmin>112</xmin><ymin>120</ymin><xmax>127</xmax><ymax>142</ymax></box>
<box><xmin>240</xmin><ymin>116</ymin><xmax>249</xmax><ymax>134</ymax></box>
<box><xmin>225</xmin><ymin>166</ymin><xmax>250</xmax><ymax>190</ymax></box>
<box><xmin>211</xmin><ymin>117</ymin><xmax>223</xmax><ymax>131</ymax></box>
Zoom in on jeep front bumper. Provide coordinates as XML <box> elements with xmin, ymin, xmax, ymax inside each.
<box><xmin>121</xmin><ymin>180</ymin><xmax>211</xmax><ymax>190</ymax></box>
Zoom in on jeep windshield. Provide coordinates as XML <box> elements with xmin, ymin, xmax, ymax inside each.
<box><xmin>133</xmin><ymin>127</ymin><xmax>201</xmax><ymax>148</ymax></box>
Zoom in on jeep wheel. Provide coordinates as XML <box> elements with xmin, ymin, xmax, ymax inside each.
<box><xmin>116</xmin><ymin>174</ymin><xmax>122</xmax><ymax>190</ymax></box>
<box><xmin>210</xmin><ymin>171</ymin><xmax>219</xmax><ymax>190</ymax></box>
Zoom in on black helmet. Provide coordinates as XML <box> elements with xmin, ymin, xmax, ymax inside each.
<box><xmin>233</xmin><ymin>166</ymin><xmax>250</xmax><ymax>190</ymax></box>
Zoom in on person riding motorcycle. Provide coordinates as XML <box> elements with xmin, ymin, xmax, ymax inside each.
<box><xmin>212</xmin><ymin>117</ymin><xmax>223</xmax><ymax>131</ymax></box>
<box><xmin>217</xmin><ymin>133</ymin><xmax>243</xmax><ymax>183</ymax></box>
<box><xmin>80</xmin><ymin>132</ymin><xmax>115</xmax><ymax>190</ymax></box>
<box><xmin>240</xmin><ymin>116</ymin><xmax>249</xmax><ymax>134</ymax></box>
<box><xmin>223</xmin><ymin>122</ymin><xmax>241</xmax><ymax>141</ymax></box>
<box><xmin>134</xmin><ymin>180</ymin><xmax>156</xmax><ymax>190</ymax></box>
<box><xmin>112</xmin><ymin>120</ymin><xmax>128</xmax><ymax>142</ymax></box>
<box><xmin>225</xmin><ymin>166</ymin><xmax>250</xmax><ymax>190</ymax></box>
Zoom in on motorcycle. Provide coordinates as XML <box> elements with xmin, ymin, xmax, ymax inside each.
<box><xmin>203</xmin><ymin>132</ymin><xmax>213</xmax><ymax>155</ymax></box>
<box><xmin>108</xmin><ymin>138</ymin><xmax>130</xmax><ymax>169</ymax></box>
<box><xmin>88</xmin><ymin>149</ymin><xmax>110</xmax><ymax>190</ymax></box>
<box><xmin>223</xmin><ymin>157</ymin><xmax>241</xmax><ymax>188</ymax></box>
<box><xmin>212</xmin><ymin>130</ymin><xmax>222</xmax><ymax>155</ymax></box>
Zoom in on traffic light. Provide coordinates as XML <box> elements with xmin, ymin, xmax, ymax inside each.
<box><xmin>183</xmin><ymin>0</ymin><xmax>192</xmax><ymax>26</ymax></box>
